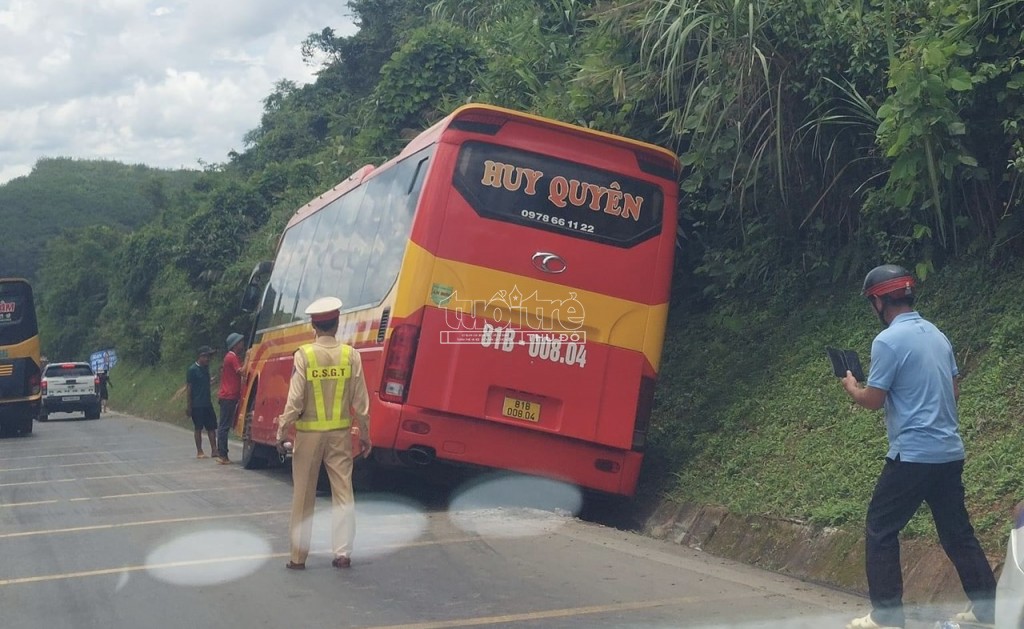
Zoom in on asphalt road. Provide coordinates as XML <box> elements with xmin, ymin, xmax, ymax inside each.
<box><xmin>0</xmin><ymin>412</ymin><xmax>949</xmax><ymax>629</ymax></box>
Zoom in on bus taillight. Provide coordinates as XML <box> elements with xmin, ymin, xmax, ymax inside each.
<box><xmin>380</xmin><ymin>325</ymin><xmax>420</xmax><ymax>404</ymax></box>
<box><xmin>632</xmin><ymin>376</ymin><xmax>657</xmax><ymax>451</ymax></box>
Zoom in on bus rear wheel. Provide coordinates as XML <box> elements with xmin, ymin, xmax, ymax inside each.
<box><xmin>241</xmin><ymin>412</ymin><xmax>272</xmax><ymax>470</ymax></box>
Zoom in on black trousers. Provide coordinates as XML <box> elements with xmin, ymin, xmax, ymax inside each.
<box><xmin>217</xmin><ymin>398</ymin><xmax>238</xmax><ymax>458</ymax></box>
<box><xmin>865</xmin><ymin>457</ymin><xmax>996</xmax><ymax>626</ymax></box>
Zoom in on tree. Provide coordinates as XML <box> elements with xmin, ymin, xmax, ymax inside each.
<box><xmin>36</xmin><ymin>226</ymin><xmax>123</xmax><ymax>359</ymax></box>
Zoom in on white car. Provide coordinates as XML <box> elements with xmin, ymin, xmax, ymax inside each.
<box><xmin>996</xmin><ymin>503</ymin><xmax>1024</xmax><ymax>628</ymax></box>
<box><xmin>39</xmin><ymin>362</ymin><xmax>101</xmax><ymax>420</ymax></box>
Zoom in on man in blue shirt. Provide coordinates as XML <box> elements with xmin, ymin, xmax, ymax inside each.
<box><xmin>841</xmin><ymin>265</ymin><xmax>995</xmax><ymax>629</ymax></box>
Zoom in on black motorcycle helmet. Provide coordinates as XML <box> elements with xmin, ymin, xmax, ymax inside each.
<box><xmin>862</xmin><ymin>264</ymin><xmax>915</xmax><ymax>325</ymax></box>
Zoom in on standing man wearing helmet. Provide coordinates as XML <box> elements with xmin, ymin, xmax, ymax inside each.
<box><xmin>215</xmin><ymin>332</ymin><xmax>246</xmax><ymax>465</ymax></box>
<box><xmin>841</xmin><ymin>264</ymin><xmax>995</xmax><ymax>629</ymax></box>
<box><xmin>275</xmin><ymin>296</ymin><xmax>371</xmax><ymax>570</ymax></box>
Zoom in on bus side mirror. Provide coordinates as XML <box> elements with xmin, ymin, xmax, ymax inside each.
<box><xmin>240</xmin><ymin>260</ymin><xmax>273</xmax><ymax>313</ymax></box>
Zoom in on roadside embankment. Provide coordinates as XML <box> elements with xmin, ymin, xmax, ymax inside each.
<box><xmin>646</xmin><ymin>501</ymin><xmax>1004</xmax><ymax>606</ymax></box>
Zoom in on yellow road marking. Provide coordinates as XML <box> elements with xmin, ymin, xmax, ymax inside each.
<box><xmin>358</xmin><ymin>596</ymin><xmax>711</xmax><ymax>629</ymax></box>
<box><xmin>0</xmin><ymin>554</ymin><xmax>289</xmax><ymax>586</ymax></box>
<box><xmin>0</xmin><ymin>537</ymin><xmax>480</xmax><ymax>587</ymax></box>
<box><xmin>0</xmin><ymin>510</ymin><xmax>289</xmax><ymax>539</ymax></box>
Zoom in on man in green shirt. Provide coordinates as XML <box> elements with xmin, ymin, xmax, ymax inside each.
<box><xmin>186</xmin><ymin>345</ymin><xmax>218</xmax><ymax>458</ymax></box>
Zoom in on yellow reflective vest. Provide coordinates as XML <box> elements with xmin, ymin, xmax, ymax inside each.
<box><xmin>295</xmin><ymin>344</ymin><xmax>352</xmax><ymax>432</ymax></box>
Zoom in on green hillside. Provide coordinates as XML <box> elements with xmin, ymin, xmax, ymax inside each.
<box><xmin>0</xmin><ymin>157</ymin><xmax>199</xmax><ymax>281</ymax></box>
<box><xmin>643</xmin><ymin>261</ymin><xmax>1024</xmax><ymax>550</ymax></box>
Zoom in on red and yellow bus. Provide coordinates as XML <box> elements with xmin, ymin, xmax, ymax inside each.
<box><xmin>0</xmin><ymin>278</ymin><xmax>42</xmax><ymax>437</ymax></box>
<box><xmin>237</xmin><ymin>104</ymin><xmax>678</xmax><ymax>496</ymax></box>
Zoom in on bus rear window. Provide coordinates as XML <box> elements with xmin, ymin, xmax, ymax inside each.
<box><xmin>0</xmin><ymin>281</ymin><xmax>37</xmax><ymax>346</ymax></box>
<box><xmin>44</xmin><ymin>365</ymin><xmax>94</xmax><ymax>378</ymax></box>
<box><xmin>453</xmin><ymin>141</ymin><xmax>664</xmax><ymax>247</ymax></box>
<box><xmin>0</xmin><ymin>285</ymin><xmax>27</xmax><ymax>326</ymax></box>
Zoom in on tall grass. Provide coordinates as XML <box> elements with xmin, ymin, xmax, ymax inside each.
<box><xmin>646</xmin><ymin>260</ymin><xmax>1024</xmax><ymax>552</ymax></box>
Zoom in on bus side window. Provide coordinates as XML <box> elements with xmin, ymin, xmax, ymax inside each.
<box><xmin>361</xmin><ymin>152</ymin><xmax>431</xmax><ymax>305</ymax></box>
<box><xmin>346</xmin><ymin>172</ymin><xmax>391</xmax><ymax>308</ymax></box>
<box><xmin>304</xmin><ymin>186</ymin><xmax>366</xmax><ymax>311</ymax></box>
<box><xmin>256</xmin><ymin>215</ymin><xmax>319</xmax><ymax>331</ymax></box>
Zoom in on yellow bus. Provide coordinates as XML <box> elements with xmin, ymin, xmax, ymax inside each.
<box><xmin>0</xmin><ymin>278</ymin><xmax>42</xmax><ymax>436</ymax></box>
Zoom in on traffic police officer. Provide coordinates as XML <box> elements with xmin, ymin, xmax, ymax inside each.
<box><xmin>276</xmin><ymin>296</ymin><xmax>371</xmax><ymax>570</ymax></box>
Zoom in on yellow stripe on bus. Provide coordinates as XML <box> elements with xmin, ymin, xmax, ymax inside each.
<box><xmin>255</xmin><ymin>304</ymin><xmax>388</xmax><ymax>349</ymax></box>
<box><xmin>394</xmin><ymin>242</ymin><xmax>668</xmax><ymax>372</ymax></box>
<box><xmin>0</xmin><ymin>336</ymin><xmax>40</xmax><ymax>362</ymax></box>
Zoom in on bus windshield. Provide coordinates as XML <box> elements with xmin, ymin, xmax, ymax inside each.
<box><xmin>0</xmin><ymin>280</ymin><xmax>38</xmax><ymax>347</ymax></box>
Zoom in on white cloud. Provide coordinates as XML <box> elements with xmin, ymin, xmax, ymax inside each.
<box><xmin>0</xmin><ymin>0</ymin><xmax>357</xmax><ymax>183</ymax></box>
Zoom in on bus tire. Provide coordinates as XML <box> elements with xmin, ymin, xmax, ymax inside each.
<box><xmin>242</xmin><ymin>438</ymin><xmax>272</xmax><ymax>470</ymax></box>
<box><xmin>19</xmin><ymin>415</ymin><xmax>33</xmax><ymax>436</ymax></box>
<box><xmin>241</xmin><ymin>412</ymin><xmax>271</xmax><ymax>470</ymax></box>
<box><xmin>37</xmin><ymin>412</ymin><xmax>48</xmax><ymax>422</ymax></box>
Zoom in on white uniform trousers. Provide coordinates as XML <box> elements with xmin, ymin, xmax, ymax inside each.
<box><xmin>288</xmin><ymin>428</ymin><xmax>355</xmax><ymax>564</ymax></box>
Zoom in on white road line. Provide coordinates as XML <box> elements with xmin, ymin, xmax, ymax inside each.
<box><xmin>0</xmin><ymin>499</ymin><xmax>60</xmax><ymax>508</ymax></box>
<box><xmin>0</xmin><ymin>510</ymin><xmax>289</xmax><ymax>539</ymax></box>
<box><xmin>0</xmin><ymin>458</ymin><xmax>192</xmax><ymax>473</ymax></box>
<box><xmin>67</xmin><ymin>483</ymin><xmax>266</xmax><ymax>502</ymax></box>
<box><xmin>0</xmin><ymin>467</ymin><xmax>244</xmax><ymax>488</ymax></box>
<box><xmin>1</xmin><ymin>482</ymin><xmax>264</xmax><ymax>508</ymax></box>
<box><xmin>0</xmin><ymin>445</ymin><xmax>184</xmax><ymax>462</ymax></box>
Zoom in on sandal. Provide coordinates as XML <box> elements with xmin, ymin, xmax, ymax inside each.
<box><xmin>331</xmin><ymin>556</ymin><xmax>351</xmax><ymax>569</ymax></box>
<box><xmin>285</xmin><ymin>561</ymin><xmax>305</xmax><ymax>570</ymax></box>
<box><xmin>845</xmin><ymin>613</ymin><xmax>902</xmax><ymax>629</ymax></box>
<box><xmin>951</xmin><ymin>608</ymin><xmax>994</xmax><ymax>627</ymax></box>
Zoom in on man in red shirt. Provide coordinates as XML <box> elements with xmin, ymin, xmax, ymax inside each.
<box><xmin>215</xmin><ymin>332</ymin><xmax>245</xmax><ymax>464</ymax></box>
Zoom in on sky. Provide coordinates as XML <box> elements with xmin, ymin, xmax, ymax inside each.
<box><xmin>0</xmin><ymin>0</ymin><xmax>358</xmax><ymax>184</ymax></box>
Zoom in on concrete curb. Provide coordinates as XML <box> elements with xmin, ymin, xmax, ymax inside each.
<box><xmin>644</xmin><ymin>501</ymin><xmax>1002</xmax><ymax>605</ymax></box>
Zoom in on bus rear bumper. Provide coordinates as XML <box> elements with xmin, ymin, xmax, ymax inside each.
<box><xmin>392</xmin><ymin>409</ymin><xmax>642</xmax><ymax>497</ymax></box>
<box><xmin>0</xmin><ymin>398</ymin><xmax>41</xmax><ymax>423</ymax></box>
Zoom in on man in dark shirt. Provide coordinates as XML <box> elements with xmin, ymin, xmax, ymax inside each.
<box><xmin>186</xmin><ymin>345</ymin><xmax>218</xmax><ymax>458</ymax></box>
